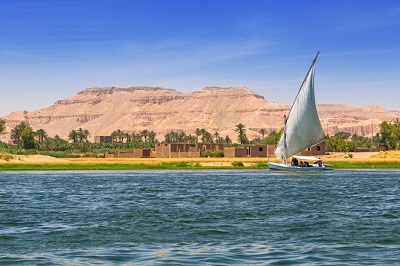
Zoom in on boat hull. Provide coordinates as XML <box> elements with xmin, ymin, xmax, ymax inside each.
<box><xmin>268</xmin><ymin>162</ymin><xmax>332</xmax><ymax>171</ymax></box>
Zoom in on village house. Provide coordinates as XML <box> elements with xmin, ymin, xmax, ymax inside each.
<box><xmin>103</xmin><ymin>141</ymin><xmax>326</xmax><ymax>159</ymax></box>
<box><xmin>224</xmin><ymin>144</ymin><xmax>275</xmax><ymax>158</ymax></box>
<box><xmin>155</xmin><ymin>143</ymin><xmax>224</xmax><ymax>158</ymax></box>
<box><xmin>299</xmin><ymin>142</ymin><xmax>326</xmax><ymax>156</ymax></box>
<box><xmin>104</xmin><ymin>149</ymin><xmax>152</xmax><ymax>158</ymax></box>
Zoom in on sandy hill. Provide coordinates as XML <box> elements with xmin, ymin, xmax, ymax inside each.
<box><xmin>2</xmin><ymin>86</ymin><xmax>399</xmax><ymax>142</ymax></box>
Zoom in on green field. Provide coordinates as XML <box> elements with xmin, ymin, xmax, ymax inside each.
<box><xmin>0</xmin><ymin>156</ymin><xmax>399</xmax><ymax>171</ymax></box>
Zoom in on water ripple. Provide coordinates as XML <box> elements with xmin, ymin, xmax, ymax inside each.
<box><xmin>1</xmin><ymin>170</ymin><xmax>400</xmax><ymax>264</ymax></box>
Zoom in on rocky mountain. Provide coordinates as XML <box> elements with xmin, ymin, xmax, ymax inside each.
<box><xmin>2</xmin><ymin>86</ymin><xmax>399</xmax><ymax>142</ymax></box>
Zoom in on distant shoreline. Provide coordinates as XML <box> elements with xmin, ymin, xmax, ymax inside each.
<box><xmin>0</xmin><ymin>153</ymin><xmax>399</xmax><ymax>170</ymax></box>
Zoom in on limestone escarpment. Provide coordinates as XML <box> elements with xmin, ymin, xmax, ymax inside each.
<box><xmin>1</xmin><ymin>86</ymin><xmax>399</xmax><ymax>142</ymax></box>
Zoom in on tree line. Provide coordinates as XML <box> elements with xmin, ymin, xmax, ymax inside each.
<box><xmin>0</xmin><ymin>120</ymin><xmax>265</xmax><ymax>156</ymax></box>
<box><xmin>325</xmin><ymin>119</ymin><xmax>400</xmax><ymax>152</ymax></box>
<box><xmin>1</xmin><ymin>118</ymin><xmax>400</xmax><ymax>156</ymax></box>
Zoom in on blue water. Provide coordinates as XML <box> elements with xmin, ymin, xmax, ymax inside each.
<box><xmin>1</xmin><ymin>170</ymin><xmax>399</xmax><ymax>265</ymax></box>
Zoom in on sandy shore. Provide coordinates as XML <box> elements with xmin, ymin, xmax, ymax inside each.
<box><xmin>321</xmin><ymin>152</ymin><xmax>378</xmax><ymax>159</ymax></box>
<box><xmin>0</xmin><ymin>155</ymin><xmax>70</xmax><ymax>164</ymax></box>
<box><xmin>1</xmin><ymin>151</ymin><xmax>400</xmax><ymax>166</ymax></box>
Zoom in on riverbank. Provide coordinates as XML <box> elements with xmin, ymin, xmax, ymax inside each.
<box><xmin>0</xmin><ymin>151</ymin><xmax>399</xmax><ymax>170</ymax></box>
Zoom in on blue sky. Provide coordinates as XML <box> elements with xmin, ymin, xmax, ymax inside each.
<box><xmin>1</xmin><ymin>0</ymin><xmax>399</xmax><ymax>116</ymax></box>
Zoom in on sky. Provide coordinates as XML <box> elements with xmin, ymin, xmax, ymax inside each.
<box><xmin>1</xmin><ymin>0</ymin><xmax>399</xmax><ymax>116</ymax></box>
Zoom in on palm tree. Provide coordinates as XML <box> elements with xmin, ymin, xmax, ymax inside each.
<box><xmin>111</xmin><ymin>130</ymin><xmax>119</xmax><ymax>142</ymax></box>
<box><xmin>195</xmin><ymin>128</ymin><xmax>201</xmax><ymax>143</ymax></box>
<box><xmin>42</xmin><ymin>135</ymin><xmax>68</xmax><ymax>151</ymax></box>
<box><xmin>111</xmin><ymin>129</ymin><xmax>124</xmax><ymax>142</ymax></box>
<box><xmin>83</xmin><ymin>129</ymin><xmax>90</xmax><ymax>142</ymax></box>
<box><xmin>178</xmin><ymin>132</ymin><xmax>187</xmax><ymax>143</ymax></box>
<box><xmin>164</xmin><ymin>131</ymin><xmax>180</xmax><ymax>143</ymax></box>
<box><xmin>132</xmin><ymin>132</ymin><xmax>143</xmax><ymax>143</ymax></box>
<box><xmin>10</xmin><ymin>122</ymin><xmax>28</xmax><ymax>146</ymax></box>
<box><xmin>213</xmin><ymin>131</ymin><xmax>220</xmax><ymax>143</ymax></box>
<box><xmin>187</xmin><ymin>135</ymin><xmax>197</xmax><ymax>144</ymax></box>
<box><xmin>35</xmin><ymin>129</ymin><xmax>48</xmax><ymax>143</ymax></box>
<box><xmin>125</xmin><ymin>132</ymin><xmax>132</xmax><ymax>143</ymax></box>
<box><xmin>0</xmin><ymin>118</ymin><xmax>6</xmax><ymax>136</ymax></box>
<box><xmin>68</xmin><ymin>129</ymin><xmax>79</xmax><ymax>143</ymax></box>
<box><xmin>20</xmin><ymin>126</ymin><xmax>36</xmax><ymax>149</ymax></box>
<box><xmin>259</xmin><ymin>128</ymin><xmax>266</xmax><ymax>138</ymax></box>
<box><xmin>164</xmin><ymin>132</ymin><xmax>172</xmax><ymax>143</ymax></box>
<box><xmin>77</xmin><ymin>128</ymin><xmax>85</xmax><ymax>142</ymax></box>
<box><xmin>140</xmin><ymin>130</ymin><xmax>149</xmax><ymax>143</ymax></box>
<box><xmin>76</xmin><ymin>128</ymin><xmax>89</xmax><ymax>142</ymax></box>
<box><xmin>235</xmin><ymin>123</ymin><xmax>248</xmax><ymax>144</ymax></box>
<box><xmin>148</xmin><ymin>131</ymin><xmax>156</xmax><ymax>143</ymax></box>
<box><xmin>203</xmin><ymin>132</ymin><xmax>213</xmax><ymax>143</ymax></box>
<box><xmin>10</xmin><ymin>122</ymin><xmax>35</xmax><ymax>149</ymax></box>
<box><xmin>170</xmin><ymin>131</ymin><xmax>179</xmax><ymax>143</ymax></box>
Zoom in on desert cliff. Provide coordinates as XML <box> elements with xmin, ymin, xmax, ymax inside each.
<box><xmin>2</xmin><ymin>86</ymin><xmax>399</xmax><ymax>142</ymax></box>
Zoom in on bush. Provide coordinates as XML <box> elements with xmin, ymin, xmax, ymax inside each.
<box><xmin>201</xmin><ymin>150</ymin><xmax>224</xmax><ymax>158</ymax></box>
<box><xmin>214</xmin><ymin>150</ymin><xmax>224</xmax><ymax>158</ymax></box>
<box><xmin>232</xmin><ymin>161</ymin><xmax>244</xmax><ymax>167</ymax></box>
<box><xmin>257</xmin><ymin>162</ymin><xmax>268</xmax><ymax>168</ymax></box>
<box><xmin>0</xmin><ymin>153</ymin><xmax>15</xmax><ymax>161</ymax></box>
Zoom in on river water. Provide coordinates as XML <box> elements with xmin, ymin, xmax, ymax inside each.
<box><xmin>1</xmin><ymin>170</ymin><xmax>399</xmax><ymax>265</ymax></box>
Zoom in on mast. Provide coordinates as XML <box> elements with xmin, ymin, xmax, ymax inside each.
<box><xmin>282</xmin><ymin>114</ymin><xmax>287</xmax><ymax>163</ymax></box>
<box><xmin>286</xmin><ymin>52</ymin><xmax>319</xmax><ymax>120</ymax></box>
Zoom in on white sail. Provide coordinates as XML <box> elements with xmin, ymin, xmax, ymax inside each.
<box><xmin>275</xmin><ymin>53</ymin><xmax>325</xmax><ymax>160</ymax></box>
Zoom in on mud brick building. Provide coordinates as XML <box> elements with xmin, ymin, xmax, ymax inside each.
<box><xmin>224</xmin><ymin>145</ymin><xmax>275</xmax><ymax>158</ymax></box>
<box><xmin>299</xmin><ymin>142</ymin><xmax>326</xmax><ymax>156</ymax></box>
<box><xmin>155</xmin><ymin>143</ymin><xmax>224</xmax><ymax>158</ymax></box>
<box><xmin>104</xmin><ymin>149</ymin><xmax>152</xmax><ymax>158</ymax></box>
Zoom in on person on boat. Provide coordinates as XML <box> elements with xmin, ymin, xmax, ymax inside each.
<box><xmin>291</xmin><ymin>157</ymin><xmax>298</xmax><ymax>166</ymax></box>
<box><xmin>304</xmin><ymin>161</ymin><xmax>310</xmax><ymax>167</ymax></box>
<box><xmin>299</xmin><ymin>161</ymin><xmax>304</xmax><ymax>167</ymax></box>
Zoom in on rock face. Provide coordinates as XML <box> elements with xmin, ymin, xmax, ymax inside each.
<box><xmin>2</xmin><ymin>86</ymin><xmax>399</xmax><ymax>142</ymax></box>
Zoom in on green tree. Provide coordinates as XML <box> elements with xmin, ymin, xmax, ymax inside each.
<box><xmin>41</xmin><ymin>135</ymin><xmax>69</xmax><ymax>151</ymax></box>
<box><xmin>213</xmin><ymin>131</ymin><xmax>224</xmax><ymax>143</ymax></box>
<box><xmin>125</xmin><ymin>132</ymin><xmax>132</xmax><ymax>142</ymax></box>
<box><xmin>378</xmin><ymin>119</ymin><xmax>400</xmax><ymax>150</ymax></box>
<box><xmin>186</xmin><ymin>134</ymin><xmax>197</xmax><ymax>144</ymax></box>
<box><xmin>132</xmin><ymin>132</ymin><xmax>143</xmax><ymax>143</ymax></box>
<box><xmin>76</xmin><ymin>128</ymin><xmax>89</xmax><ymax>142</ymax></box>
<box><xmin>21</xmin><ymin>127</ymin><xmax>36</xmax><ymax>149</ymax></box>
<box><xmin>111</xmin><ymin>129</ymin><xmax>124</xmax><ymax>142</ymax></box>
<box><xmin>0</xmin><ymin>118</ymin><xmax>6</xmax><ymax>136</ymax></box>
<box><xmin>235</xmin><ymin>123</ymin><xmax>248</xmax><ymax>144</ymax></box>
<box><xmin>83</xmin><ymin>129</ymin><xmax>90</xmax><ymax>142</ymax></box>
<box><xmin>261</xmin><ymin>130</ymin><xmax>281</xmax><ymax>145</ymax></box>
<box><xmin>225</xmin><ymin>135</ymin><xmax>232</xmax><ymax>144</ymax></box>
<box><xmin>35</xmin><ymin>129</ymin><xmax>48</xmax><ymax>143</ymax></box>
<box><xmin>195</xmin><ymin>128</ymin><xmax>202</xmax><ymax>143</ymax></box>
<box><xmin>351</xmin><ymin>134</ymin><xmax>372</xmax><ymax>149</ymax></box>
<box><xmin>164</xmin><ymin>131</ymin><xmax>179</xmax><ymax>143</ymax></box>
<box><xmin>201</xmin><ymin>130</ymin><xmax>213</xmax><ymax>143</ymax></box>
<box><xmin>148</xmin><ymin>131</ymin><xmax>157</xmax><ymax>143</ymax></box>
<box><xmin>10</xmin><ymin>122</ymin><xmax>35</xmax><ymax>149</ymax></box>
<box><xmin>68</xmin><ymin>129</ymin><xmax>79</xmax><ymax>143</ymax></box>
<box><xmin>326</xmin><ymin>132</ymin><xmax>353</xmax><ymax>152</ymax></box>
<box><xmin>10</xmin><ymin>122</ymin><xmax>26</xmax><ymax>146</ymax></box>
<box><xmin>140</xmin><ymin>130</ymin><xmax>149</xmax><ymax>143</ymax></box>
<box><xmin>259</xmin><ymin>128</ymin><xmax>266</xmax><ymax>138</ymax></box>
<box><xmin>178</xmin><ymin>132</ymin><xmax>187</xmax><ymax>143</ymax></box>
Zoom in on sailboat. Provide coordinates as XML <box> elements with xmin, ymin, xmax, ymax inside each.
<box><xmin>268</xmin><ymin>52</ymin><xmax>332</xmax><ymax>171</ymax></box>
